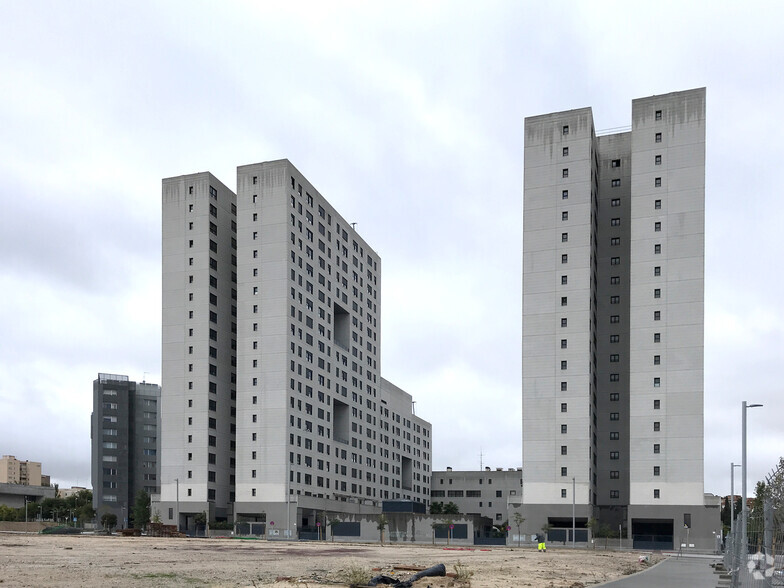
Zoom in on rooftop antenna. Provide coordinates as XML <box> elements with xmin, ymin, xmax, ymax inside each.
<box><xmin>411</xmin><ymin>400</ymin><xmax>416</xmax><ymax>415</ymax></box>
<box><xmin>351</xmin><ymin>222</ymin><xmax>357</xmax><ymax>230</ymax></box>
<box><xmin>480</xmin><ymin>448</ymin><xmax>484</xmax><ymax>471</ymax></box>
<box><xmin>143</xmin><ymin>372</ymin><xmax>149</xmax><ymax>383</ymax></box>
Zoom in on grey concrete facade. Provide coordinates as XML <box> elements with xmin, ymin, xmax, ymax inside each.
<box><xmin>91</xmin><ymin>373</ymin><xmax>161</xmax><ymax>528</ymax></box>
<box><xmin>430</xmin><ymin>467</ymin><xmax>523</xmax><ymax>522</ymax></box>
<box><xmin>158</xmin><ymin>160</ymin><xmax>431</xmax><ymax>535</ymax></box>
<box><xmin>523</xmin><ymin>89</ymin><xmax>716</xmax><ymax>548</ymax></box>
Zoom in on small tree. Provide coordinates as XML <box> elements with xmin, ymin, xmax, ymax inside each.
<box><xmin>132</xmin><ymin>490</ymin><xmax>151</xmax><ymax>531</ymax></box>
<box><xmin>512</xmin><ymin>512</ymin><xmax>525</xmax><ymax>547</ymax></box>
<box><xmin>327</xmin><ymin>518</ymin><xmax>341</xmax><ymax>543</ymax></box>
<box><xmin>443</xmin><ymin>502</ymin><xmax>460</xmax><ymax>515</ymax></box>
<box><xmin>151</xmin><ymin>509</ymin><xmax>161</xmax><ymax>524</ymax></box>
<box><xmin>377</xmin><ymin>514</ymin><xmax>388</xmax><ymax>545</ymax></box>
<box><xmin>101</xmin><ymin>512</ymin><xmax>118</xmax><ymax>531</ymax></box>
<box><xmin>430</xmin><ymin>502</ymin><xmax>444</xmax><ymax>515</ymax></box>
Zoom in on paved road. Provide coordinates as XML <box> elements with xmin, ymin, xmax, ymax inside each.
<box><xmin>597</xmin><ymin>555</ymin><xmax>721</xmax><ymax>587</ymax></box>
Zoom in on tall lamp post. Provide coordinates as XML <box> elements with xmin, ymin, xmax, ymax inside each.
<box><xmin>741</xmin><ymin>402</ymin><xmax>763</xmax><ymax>566</ymax></box>
<box><xmin>571</xmin><ymin>477</ymin><xmax>576</xmax><ymax>548</ymax></box>
<box><xmin>175</xmin><ymin>478</ymin><xmax>180</xmax><ymax>532</ymax></box>
<box><xmin>730</xmin><ymin>463</ymin><xmax>741</xmax><ymax>537</ymax></box>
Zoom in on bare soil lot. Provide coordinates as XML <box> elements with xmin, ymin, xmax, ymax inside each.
<box><xmin>0</xmin><ymin>534</ymin><xmax>658</xmax><ymax>587</ymax></box>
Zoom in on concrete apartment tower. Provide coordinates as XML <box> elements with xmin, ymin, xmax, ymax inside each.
<box><xmin>159</xmin><ymin>160</ymin><xmax>431</xmax><ymax>534</ymax></box>
<box><xmin>523</xmin><ymin>88</ymin><xmax>717</xmax><ymax>549</ymax></box>
<box><xmin>91</xmin><ymin>373</ymin><xmax>161</xmax><ymax>528</ymax></box>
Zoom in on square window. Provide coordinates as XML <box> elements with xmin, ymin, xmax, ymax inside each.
<box><xmin>655</xmin><ymin>110</ymin><xmax>662</xmax><ymax>121</ymax></box>
<box><xmin>654</xmin><ymin>354</ymin><xmax>661</xmax><ymax>365</ymax></box>
<box><xmin>561</xmin><ymin>317</ymin><xmax>567</xmax><ymax>327</ymax></box>
<box><xmin>610</xmin><ymin>237</ymin><xmax>620</xmax><ymax>246</ymax></box>
<box><xmin>654</xmin><ymin>488</ymin><xmax>660</xmax><ymax>498</ymax></box>
<box><xmin>654</xmin><ymin>288</ymin><xmax>661</xmax><ymax>298</ymax></box>
<box><xmin>562</xmin><ymin>125</ymin><xmax>569</xmax><ymax>135</ymax></box>
<box><xmin>610</xmin><ymin>451</ymin><xmax>619</xmax><ymax>459</ymax></box>
<box><xmin>655</xmin><ymin>221</ymin><xmax>661</xmax><ymax>231</ymax></box>
<box><xmin>655</xmin><ymin>177</ymin><xmax>662</xmax><ymax>187</ymax></box>
<box><xmin>610</xmin><ymin>490</ymin><xmax>619</xmax><ymax>498</ymax></box>
<box><xmin>654</xmin><ymin>266</ymin><xmax>661</xmax><ymax>276</ymax></box>
<box><xmin>562</xmin><ymin>232</ymin><xmax>568</xmax><ymax>242</ymax></box>
<box><xmin>655</xmin><ymin>132</ymin><xmax>662</xmax><ymax>143</ymax></box>
<box><xmin>562</xmin><ymin>211</ymin><xmax>568</xmax><ymax>221</ymax></box>
<box><xmin>561</xmin><ymin>489</ymin><xmax>567</xmax><ymax>498</ymax></box>
<box><xmin>610</xmin><ymin>257</ymin><xmax>620</xmax><ymax>265</ymax></box>
<box><xmin>610</xmin><ymin>315</ymin><xmax>620</xmax><ymax>324</ymax></box>
<box><xmin>654</xmin><ymin>444</ymin><xmax>660</xmax><ymax>454</ymax></box>
<box><xmin>655</xmin><ymin>154</ymin><xmax>662</xmax><ymax>165</ymax></box>
<box><xmin>610</xmin><ymin>295</ymin><xmax>620</xmax><ymax>304</ymax></box>
<box><xmin>561</xmin><ymin>254</ymin><xmax>568</xmax><ymax>264</ymax></box>
<box><xmin>653</xmin><ymin>421</ymin><xmax>661</xmax><ymax>431</ymax></box>
<box><xmin>611</xmin><ymin>179</ymin><xmax>621</xmax><ymax>188</ymax></box>
<box><xmin>654</xmin><ymin>399</ymin><xmax>661</xmax><ymax>409</ymax></box>
<box><xmin>655</xmin><ymin>199</ymin><xmax>662</xmax><ymax>210</ymax></box>
<box><xmin>610</xmin><ymin>431</ymin><xmax>619</xmax><ymax>440</ymax></box>
<box><xmin>654</xmin><ymin>332</ymin><xmax>661</xmax><ymax>343</ymax></box>
<box><xmin>561</xmin><ymin>275</ymin><xmax>568</xmax><ymax>285</ymax></box>
<box><xmin>561</xmin><ymin>424</ymin><xmax>567</xmax><ymax>434</ymax></box>
<box><xmin>562</xmin><ymin>169</ymin><xmax>569</xmax><ymax>178</ymax></box>
<box><xmin>610</xmin><ymin>373</ymin><xmax>619</xmax><ymax>382</ymax></box>
<box><xmin>561</xmin><ymin>360</ymin><xmax>567</xmax><ymax>370</ymax></box>
<box><xmin>611</xmin><ymin>218</ymin><xmax>620</xmax><ymax>226</ymax></box>
<box><xmin>561</xmin><ymin>381</ymin><xmax>567</xmax><ymax>391</ymax></box>
<box><xmin>610</xmin><ymin>335</ymin><xmax>619</xmax><ymax>343</ymax></box>
<box><xmin>654</xmin><ymin>377</ymin><xmax>661</xmax><ymax>387</ymax></box>
<box><xmin>561</xmin><ymin>296</ymin><xmax>567</xmax><ymax>306</ymax></box>
<box><xmin>561</xmin><ymin>467</ymin><xmax>568</xmax><ymax>476</ymax></box>
<box><xmin>654</xmin><ymin>244</ymin><xmax>661</xmax><ymax>254</ymax></box>
<box><xmin>611</xmin><ymin>159</ymin><xmax>621</xmax><ymax>168</ymax></box>
<box><xmin>563</xmin><ymin>147</ymin><xmax>569</xmax><ymax>156</ymax></box>
<box><xmin>610</xmin><ymin>276</ymin><xmax>620</xmax><ymax>285</ymax></box>
<box><xmin>654</xmin><ymin>466</ymin><xmax>660</xmax><ymax>476</ymax></box>
<box><xmin>610</xmin><ymin>392</ymin><xmax>619</xmax><ymax>401</ymax></box>
<box><xmin>561</xmin><ymin>403</ymin><xmax>567</xmax><ymax>412</ymax></box>
<box><xmin>561</xmin><ymin>339</ymin><xmax>567</xmax><ymax>349</ymax></box>
<box><xmin>654</xmin><ymin>311</ymin><xmax>661</xmax><ymax>321</ymax></box>
<box><xmin>561</xmin><ymin>445</ymin><xmax>567</xmax><ymax>455</ymax></box>
<box><xmin>610</xmin><ymin>470</ymin><xmax>619</xmax><ymax>479</ymax></box>
<box><xmin>610</xmin><ymin>412</ymin><xmax>619</xmax><ymax>421</ymax></box>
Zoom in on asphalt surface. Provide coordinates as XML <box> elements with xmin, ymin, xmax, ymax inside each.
<box><xmin>597</xmin><ymin>555</ymin><xmax>722</xmax><ymax>587</ymax></box>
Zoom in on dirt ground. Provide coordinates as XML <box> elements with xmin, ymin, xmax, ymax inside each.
<box><xmin>0</xmin><ymin>534</ymin><xmax>659</xmax><ymax>587</ymax></box>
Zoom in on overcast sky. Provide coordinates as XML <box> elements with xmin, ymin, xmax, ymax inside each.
<box><xmin>1</xmin><ymin>1</ymin><xmax>782</xmax><ymax>499</ymax></box>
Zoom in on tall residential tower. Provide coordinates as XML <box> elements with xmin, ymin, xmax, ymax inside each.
<box><xmin>523</xmin><ymin>88</ymin><xmax>717</xmax><ymax>549</ymax></box>
<box><xmin>159</xmin><ymin>160</ymin><xmax>431</xmax><ymax>535</ymax></box>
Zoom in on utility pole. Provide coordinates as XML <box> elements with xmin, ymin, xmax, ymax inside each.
<box><xmin>175</xmin><ymin>478</ymin><xmax>180</xmax><ymax>532</ymax></box>
<box><xmin>571</xmin><ymin>477</ymin><xmax>575</xmax><ymax>548</ymax></box>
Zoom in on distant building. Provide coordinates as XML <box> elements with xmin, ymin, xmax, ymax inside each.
<box><xmin>59</xmin><ymin>486</ymin><xmax>88</xmax><ymax>499</ymax></box>
<box><xmin>0</xmin><ymin>455</ymin><xmax>44</xmax><ymax>486</ymax></box>
<box><xmin>91</xmin><ymin>373</ymin><xmax>161</xmax><ymax>528</ymax></box>
<box><xmin>0</xmin><ymin>455</ymin><xmax>53</xmax><ymax>509</ymax></box>
<box><xmin>430</xmin><ymin>467</ymin><xmax>522</xmax><ymax>522</ymax></box>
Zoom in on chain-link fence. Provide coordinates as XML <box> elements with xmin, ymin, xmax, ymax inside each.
<box><xmin>724</xmin><ymin>462</ymin><xmax>784</xmax><ymax>587</ymax></box>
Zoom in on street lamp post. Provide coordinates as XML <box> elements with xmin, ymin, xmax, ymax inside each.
<box><xmin>741</xmin><ymin>402</ymin><xmax>763</xmax><ymax>569</ymax></box>
<box><xmin>175</xmin><ymin>478</ymin><xmax>180</xmax><ymax>532</ymax></box>
<box><xmin>571</xmin><ymin>477</ymin><xmax>575</xmax><ymax>548</ymax></box>
<box><xmin>730</xmin><ymin>463</ymin><xmax>741</xmax><ymax>537</ymax></box>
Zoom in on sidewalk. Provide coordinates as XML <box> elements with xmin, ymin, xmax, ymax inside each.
<box><xmin>597</xmin><ymin>555</ymin><xmax>721</xmax><ymax>588</ymax></box>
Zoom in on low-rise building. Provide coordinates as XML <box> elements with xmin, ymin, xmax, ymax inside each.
<box><xmin>430</xmin><ymin>467</ymin><xmax>523</xmax><ymax>523</ymax></box>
